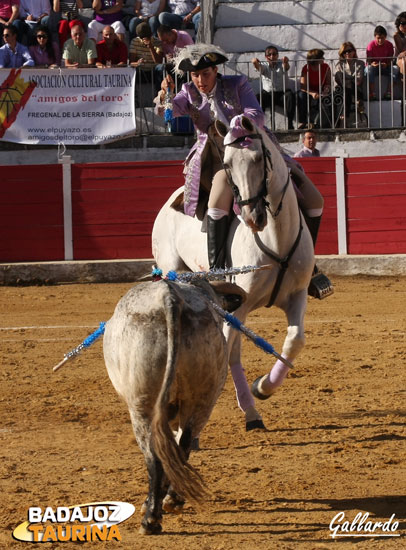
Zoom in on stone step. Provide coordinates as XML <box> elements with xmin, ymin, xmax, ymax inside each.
<box><xmin>213</xmin><ymin>21</ymin><xmax>394</xmax><ymax>55</ymax></box>
<box><xmin>216</xmin><ymin>0</ymin><xmax>396</xmax><ymax>28</ymax></box>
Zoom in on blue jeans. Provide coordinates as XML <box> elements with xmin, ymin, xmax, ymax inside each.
<box><xmin>158</xmin><ymin>11</ymin><xmax>200</xmax><ymax>33</ymax></box>
<box><xmin>365</xmin><ymin>64</ymin><xmax>399</xmax><ymax>83</ymax></box>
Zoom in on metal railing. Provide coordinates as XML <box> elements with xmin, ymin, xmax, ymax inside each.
<box><xmin>134</xmin><ymin>57</ymin><xmax>406</xmax><ymax>135</ymax></box>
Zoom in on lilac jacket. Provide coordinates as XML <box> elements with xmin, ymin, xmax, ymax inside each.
<box><xmin>172</xmin><ymin>74</ymin><xmax>264</xmax><ymax>217</ymax></box>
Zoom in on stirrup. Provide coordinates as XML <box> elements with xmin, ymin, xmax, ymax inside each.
<box><xmin>308</xmin><ymin>272</ymin><xmax>334</xmax><ymax>299</ymax></box>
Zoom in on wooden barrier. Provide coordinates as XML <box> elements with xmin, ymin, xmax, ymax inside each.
<box><xmin>0</xmin><ymin>164</ymin><xmax>64</xmax><ymax>261</ymax></box>
<box><xmin>1</xmin><ymin>156</ymin><xmax>406</xmax><ymax>262</ymax></box>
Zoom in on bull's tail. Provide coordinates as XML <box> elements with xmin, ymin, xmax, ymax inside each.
<box><xmin>151</xmin><ymin>282</ymin><xmax>207</xmax><ymax>504</ymax></box>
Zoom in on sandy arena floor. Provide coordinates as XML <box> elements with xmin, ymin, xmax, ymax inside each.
<box><xmin>1</xmin><ymin>276</ymin><xmax>405</xmax><ymax>549</ymax></box>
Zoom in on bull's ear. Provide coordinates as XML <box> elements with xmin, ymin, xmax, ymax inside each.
<box><xmin>215</xmin><ymin>120</ymin><xmax>228</xmax><ymax>137</ymax></box>
<box><xmin>209</xmin><ymin>281</ymin><xmax>247</xmax><ymax>312</ymax></box>
<box><xmin>241</xmin><ymin>116</ymin><xmax>254</xmax><ymax>132</ymax></box>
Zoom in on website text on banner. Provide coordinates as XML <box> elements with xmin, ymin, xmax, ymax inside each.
<box><xmin>0</xmin><ymin>68</ymin><xmax>136</xmax><ymax>145</ymax></box>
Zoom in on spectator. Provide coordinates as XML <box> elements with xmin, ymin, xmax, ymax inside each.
<box><xmin>43</xmin><ymin>1</ymin><xmax>85</xmax><ymax>50</ymax></box>
<box><xmin>158</xmin><ymin>0</ymin><xmax>200</xmax><ymax>34</ymax></box>
<box><xmin>297</xmin><ymin>48</ymin><xmax>331</xmax><ymax>129</ymax></box>
<box><xmin>251</xmin><ymin>45</ymin><xmax>295</xmax><ymax>130</ymax></box>
<box><xmin>394</xmin><ymin>12</ymin><xmax>406</xmax><ymax>77</ymax></box>
<box><xmin>365</xmin><ymin>25</ymin><xmax>398</xmax><ymax>100</ymax></box>
<box><xmin>96</xmin><ymin>25</ymin><xmax>127</xmax><ymax>66</ymax></box>
<box><xmin>19</xmin><ymin>0</ymin><xmax>51</xmax><ymax>41</ymax></box>
<box><xmin>87</xmin><ymin>0</ymin><xmax>125</xmax><ymax>42</ymax></box>
<box><xmin>334</xmin><ymin>41</ymin><xmax>364</xmax><ymax>121</ymax></box>
<box><xmin>157</xmin><ymin>23</ymin><xmax>192</xmax><ymax>61</ymax></box>
<box><xmin>129</xmin><ymin>21</ymin><xmax>163</xmax><ymax>91</ymax></box>
<box><xmin>0</xmin><ymin>0</ymin><xmax>26</xmax><ymax>44</ymax></box>
<box><xmin>0</xmin><ymin>23</ymin><xmax>34</xmax><ymax>66</ymax></box>
<box><xmin>128</xmin><ymin>0</ymin><xmax>165</xmax><ymax>40</ymax></box>
<box><xmin>28</xmin><ymin>24</ymin><xmax>60</xmax><ymax>66</ymax></box>
<box><xmin>294</xmin><ymin>130</ymin><xmax>320</xmax><ymax>158</ymax></box>
<box><xmin>62</xmin><ymin>22</ymin><xmax>96</xmax><ymax>67</ymax></box>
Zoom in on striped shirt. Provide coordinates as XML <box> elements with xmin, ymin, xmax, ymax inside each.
<box><xmin>60</xmin><ymin>0</ymin><xmax>79</xmax><ymax>17</ymax></box>
<box><xmin>167</xmin><ymin>0</ymin><xmax>199</xmax><ymax>16</ymax></box>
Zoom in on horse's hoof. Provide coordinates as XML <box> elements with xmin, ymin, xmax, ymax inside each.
<box><xmin>251</xmin><ymin>375</ymin><xmax>273</xmax><ymax>400</ymax></box>
<box><xmin>139</xmin><ymin>520</ymin><xmax>163</xmax><ymax>535</ymax></box>
<box><xmin>190</xmin><ymin>437</ymin><xmax>200</xmax><ymax>451</ymax></box>
<box><xmin>246</xmin><ymin>418</ymin><xmax>267</xmax><ymax>431</ymax></box>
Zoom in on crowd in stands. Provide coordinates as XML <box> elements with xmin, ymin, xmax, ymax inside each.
<box><xmin>251</xmin><ymin>16</ymin><xmax>406</xmax><ymax>129</ymax></box>
<box><xmin>0</xmin><ymin>3</ymin><xmax>405</xmax><ymax>130</ymax></box>
<box><xmin>0</xmin><ymin>0</ymin><xmax>200</xmax><ymax>76</ymax></box>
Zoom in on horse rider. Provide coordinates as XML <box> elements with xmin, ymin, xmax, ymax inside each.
<box><xmin>155</xmin><ymin>43</ymin><xmax>333</xmax><ymax>299</ymax></box>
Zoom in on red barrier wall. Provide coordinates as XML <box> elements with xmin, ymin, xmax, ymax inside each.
<box><xmin>71</xmin><ymin>161</ymin><xmax>183</xmax><ymax>260</ymax></box>
<box><xmin>0</xmin><ymin>165</ymin><xmax>64</xmax><ymax>261</ymax></box>
<box><xmin>292</xmin><ymin>157</ymin><xmax>338</xmax><ymax>255</ymax></box>
<box><xmin>345</xmin><ymin>156</ymin><xmax>406</xmax><ymax>254</ymax></box>
<box><xmin>1</xmin><ymin>156</ymin><xmax>406</xmax><ymax>262</ymax></box>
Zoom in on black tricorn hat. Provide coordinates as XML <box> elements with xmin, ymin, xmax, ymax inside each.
<box><xmin>174</xmin><ymin>44</ymin><xmax>228</xmax><ymax>75</ymax></box>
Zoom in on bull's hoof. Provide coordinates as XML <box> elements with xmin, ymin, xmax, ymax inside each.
<box><xmin>163</xmin><ymin>494</ymin><xmax>185</xmax><ymax>515</ymax></box>
<box><xmin>139</xmin><ymin>520</ymin><xmax>162</xmax><ymax>535</ymax></box>
<box><xmin>251</xmin><ymin>375</ymin><xmax>273</xmax><ymax>401</ymax></box>
<box><xmin>246</xmin><ymin>418</ymin><xmax>267</xmax><ymax>431</ymax></box>
<box><xmin>190</xmin><ymin>437</ymin><xmax>200</xmax><ymax>451</ymax></box>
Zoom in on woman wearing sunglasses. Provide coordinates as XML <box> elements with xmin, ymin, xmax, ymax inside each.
<box><xmin>334</xmin><ymin>41</ymin><xmax>365</xmax><ymax>121</ymax></box>
<box><xmin>394</xmin><ymin>12</ymin><xmax>406</xmax><ymax>76</ymax></box>
<box><xmin>28</xmin><ymin>25</ymin><xmax>61</xmax><ymax>67</ymax></box>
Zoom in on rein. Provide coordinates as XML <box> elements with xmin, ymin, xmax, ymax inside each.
<box><xmin>254</xmin><ymin>204</ymin><xmax>303</xmax><ymax>308</ymax></box>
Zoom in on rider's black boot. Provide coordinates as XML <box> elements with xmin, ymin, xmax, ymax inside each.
<box><xmin>207</xmin><ymin>215</ymin><xmax>243</xmax><ymax>310</ymax></box>
<box><xmin>207</xmin><ymin>215</ymin><xmax>229</xmax><ymax>270</ymax></box>
<box><xmin>305</xmin><ymin>215</ymin><xmax>334</xmax><ymax>299</ymax></box>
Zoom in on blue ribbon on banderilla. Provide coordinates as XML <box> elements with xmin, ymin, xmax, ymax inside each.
<box><xmin>53</xmin><ymin>267</ymin><xmax>293</xmax><ymax>371</ymax></box>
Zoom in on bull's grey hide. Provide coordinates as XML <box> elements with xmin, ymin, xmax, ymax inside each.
<box><xmin>103</xmin><ymin>279</ymin><xmax>234</xmax><ymax>534</ymax></box>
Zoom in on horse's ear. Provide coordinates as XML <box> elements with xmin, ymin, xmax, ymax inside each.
<box><xmin>241</xmin><ymin>116</ymin><xmax>254</xmax><ymax>132</ymax></box>
<box><xmin>215</xmin><ymin>120</ymin><xmax>228</xmax><ymax>138</ymax></box>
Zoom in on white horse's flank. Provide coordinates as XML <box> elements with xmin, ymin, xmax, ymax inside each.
<box><xmin>152</xmin><ymin>115</ymin><xmax>314</xmax><ymax>423</ymax></box>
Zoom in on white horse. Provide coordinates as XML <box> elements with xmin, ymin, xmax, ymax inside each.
<box><xmin>152</xmin><ymin>115</ymin><xmax>314</xmax><ymax>429</ymax></box>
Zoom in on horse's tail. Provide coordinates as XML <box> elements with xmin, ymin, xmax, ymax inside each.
<box><xmin>151</xmin><ymin>282</ymin><xmax>207</xmax><ymax>504</ymax></box>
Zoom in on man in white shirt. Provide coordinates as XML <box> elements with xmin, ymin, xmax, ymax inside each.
<box><xmin>294</xmin><ymin>130</ymin><xmax>321</xmax><ymax>158</ymax></box>
<box><xmin>252</xmin><ymin>44</ymin><xmax>295</xmax><ymax>130</ymax></box>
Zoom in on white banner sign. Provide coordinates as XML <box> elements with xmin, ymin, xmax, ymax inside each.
<box><xmin>0</xmin><ymin>67</ymin><xmax>136</xmax><ymax>145</ymax></box>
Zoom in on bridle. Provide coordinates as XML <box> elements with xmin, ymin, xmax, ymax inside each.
<box><xmin>211</xmin><ymin>129</ymin><xmax>303</xmax><ymax>308</ymax></box>
<box><xmin>213</xmin><ymin>132</ymin><xmax>290</xmax><ymax>219</ymax></box>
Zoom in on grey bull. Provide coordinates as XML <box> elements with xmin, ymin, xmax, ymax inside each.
<box><xmin>103</xmin><ymin>279</ymin><xmax>244</xmax><ymax>534</ymax></box>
